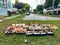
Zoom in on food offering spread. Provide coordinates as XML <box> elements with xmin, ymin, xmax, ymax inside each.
<box><xmin>5</xmin><ymin>23</ymin><xmax>27</xmax><ymax>34</ymax></box>
<box><xmin>5</xmin><ymin>23</ymin><xmax>58</xmax><ymax>36</ymax></box>
<box><xmin>26</xmin><ymin>23</ymin><xmax>56</xmax><ymax>36</ymax></box>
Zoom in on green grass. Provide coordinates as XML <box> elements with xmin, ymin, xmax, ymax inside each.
<box><xmin>42</xmin><ymin>14</ymin><xmax>60</xmax><ymax>18</ymax></box>
<box><xmin>0</xmin><ymin>14</ymin><xmax>60</xmax><ymax>45</ymax></box>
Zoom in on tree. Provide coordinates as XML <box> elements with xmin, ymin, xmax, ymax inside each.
<box><xmin>14</xmin><ymin>2</ymin><xmax>25</xmax><ymax>9</ymax></box>
<box><xmin>33</xmin><ymin>9</ymin><xmax>37</xmax><ymax>13</ymax></box>
<box><xmin>14</xmin><ymin>2</ymin><xmax>30</xmax><ymax>14</ymax></box>
<box><xmin>8</xmin><ymin>11</ymin><xmax>12</xmax><ymax>16</ymax></box>
<box><xmin>45</xmin><ymin>0</ymin><xmax>53</xmax><ymax>8</ymax></box>
<box><xmin>45</xmin><ymin>0</ymin><xmax>60</xmax><ymax>8</ymax></box>
<box><xmin>54</xmin><ymin>0</ymin><xmax>60</xmax><ymax>8</ymax></box>
<box><xmin>14</xmin><ymin>2</ymin><xmax>30</xmax><ymax>13</ymax></box>
<box><xmin>24</xmin><ymin>3</ymin><xmax>30</xmax><ymax>12</ymax></box>
<box><xmin>36</xmin><ymin>5</ymin><xmax>44</xmax><ymax>14</ymax></box>
<box><xmin>37</xmin><ymin>5</ymin><xmax>44</xmax><ymax>11</ymax></box>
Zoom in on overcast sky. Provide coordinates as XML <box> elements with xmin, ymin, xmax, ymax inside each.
<box><xmin>12</xmin><ymin>0</ymin><xmax>45</xmax><ymax>9</ymax></box>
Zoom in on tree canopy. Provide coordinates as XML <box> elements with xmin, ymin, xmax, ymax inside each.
<box><xmin>14</xmin><ymin>2</ymin><xmax>25</xmax><ymax>9</ymax></box>
<box><xmin>33</xmin><ymin>9</ymin><xmax>37</xmax><ymax>13</ymax></box>
<box><xmin>24</xmin><ymin>3</ymin><xmax>30</xmax><ymax>12</ymax></box>
<box><xmin>45</xmin><ymin>0</ymin><xmax>60</xmax><ymax>8</ymax></box>
<box><xmin>37</xmin><ymin>5</ymin><xmax>44</xmax><ymax>12</ymax></box>
<box><xmin>35</xmin><ymin>5</ymin><xmax>44</xmax><ymax>14</ymax></box>
<box><xmin>14</xmin><ymin>2</ymin><xmax>30</xmax><ymax>13</ymax></box>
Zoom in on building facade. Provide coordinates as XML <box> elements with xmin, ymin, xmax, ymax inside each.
<box><xmin>0</xmin><ymin>0</ymin><xmax>12</xmax><ymax>8</ymax></box>
<box><xmin>0</xmin><ymin>0</ymin><xmax>12</xmax><ymax>16</ymax></box>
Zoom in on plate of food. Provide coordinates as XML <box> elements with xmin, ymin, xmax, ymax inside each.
<box><xmin>26</xmin><ymin>30</ymin><xmax>33</xmax><ymax>36</ymax></box>
<box><xmin>46</xmin><ymin>29</ymin><xmax>54</xmax><ymax>35</ymax></box>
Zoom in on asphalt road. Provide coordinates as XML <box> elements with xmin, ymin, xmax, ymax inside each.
<box><xmin>23</xmin><ymin>14</ymin><xmax>60</xmax><ymax>20</ymax></box>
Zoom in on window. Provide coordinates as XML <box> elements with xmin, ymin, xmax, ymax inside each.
<box><xmin>5</xmin><ymin>0</ymin><xmax>7</xmax><ymax>2</ymax></box>
<box><xmin>3</xmin><ymin>0</ymin><xmax>4</xmax><ymax>2</ymax></box>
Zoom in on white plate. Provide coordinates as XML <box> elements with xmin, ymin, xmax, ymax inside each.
<box><xmin>34</xmin><ymin>33</ymin><xmax>40</xmax><ymax>34</ymax></box>
<box><xmin>47</xmin><ymin>32</ymin><xmax>53</xmax><ymax>34</ymax></box>
<box><xmin>41</xmin><ymin>33</ymin><xmax>46</xmax><ymax>34</ymax></box>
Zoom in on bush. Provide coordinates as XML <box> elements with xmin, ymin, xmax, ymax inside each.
<box><xmin>40</xmin><ymin>11</ymin><xmax>43</xmax><ymax>14</ymax></box>
<box><xmin>19</xmin><ymin>9</ymin><xmax>25</xmax><ymax>14</ymax></box>
<box><xmin>8</xmin><ymin>11</ymin><xmax>12</xmax><ymax>16</ymax></box>
<box><xmin>19</xmin><ymin>10</ymin><xmax>23</xmax><ymax>14</ymax></box>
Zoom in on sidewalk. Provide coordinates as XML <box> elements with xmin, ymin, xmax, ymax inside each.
<box><xmin>5</xmin><ymin>15</ymin><xmax>19</xmax><ymax>20</ymax></box>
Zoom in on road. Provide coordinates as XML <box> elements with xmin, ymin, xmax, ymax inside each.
<box><xmin>23</xmin><ymin>14</ymin><xmax>60</xmax><ymax>20</ymax></box>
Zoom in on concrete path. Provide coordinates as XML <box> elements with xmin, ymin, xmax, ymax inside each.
<box><xmin>5</xmin><ymin>15</ymin><xmax>19</xmax><ymax>20</ymax></box>
<box><xmin>23</xmin><ymin>14</ymin><xmax>60</xmax><ymax>20</ymax></box>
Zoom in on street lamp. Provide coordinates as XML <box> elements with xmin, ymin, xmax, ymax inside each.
<box><xmin>52</xmin><ymin>0</ymin><xmax>55</xmax><ymax>14</ymax></box>
<box><xmin>53</xmin><ymin>0</ymin><xmax>55</xmax><ymax>9</ymax></box>
<box><xmin>34</xmin><ymin>0</ymin><xmax>38</xmax><ymax>20</ymax></box>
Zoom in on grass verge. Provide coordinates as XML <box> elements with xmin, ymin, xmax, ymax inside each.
<box><xmin>0</xmin><ymin>14</ymin><xmax>60</xmax><ymax>45</ymax></box>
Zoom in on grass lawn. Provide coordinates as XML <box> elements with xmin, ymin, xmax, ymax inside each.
<box><xmin>42</xmin><ymin>14</ymin><xmax>60</xmax><ymax>18</ymax></box>
<box><xmin>0</xmin><ymin>14</ymin><xmax>60</xmax><ymax>45</ymax></box>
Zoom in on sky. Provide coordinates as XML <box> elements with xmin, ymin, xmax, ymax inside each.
<box><xmin>12</xmin><ymin>0</ymin><xmax>45</xmax><ymax>9</ymax></box>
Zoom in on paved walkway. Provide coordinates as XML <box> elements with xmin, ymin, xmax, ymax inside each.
<box><xmin>5</xmin><ymin>15</ymin><xmax>19</xmax><ymax>20</ymax></box>
<box><xmin>23</xmin><ymin>14</ymin><xmax>60</xmax><ymax>20</ymax></box>
<box><xmin>0</xmin><ymin>15</ymin><xmax>20</xmax><ymax>22</ymax></box>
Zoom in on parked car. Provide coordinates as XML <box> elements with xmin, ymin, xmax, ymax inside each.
<box><xmin>26</xmin><ymin>12</ymin><xmax>30</xmax><ymax>15</ymax></box>
<box><xmin>8</xmin><ymin>8</ymin><xmax>18</xmax><ymax>14</ymax></box>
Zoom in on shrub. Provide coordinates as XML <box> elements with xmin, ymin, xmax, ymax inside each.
<box><xmin>8</xmin><ymin>11</ymin><xmax>12</xmax><ymax>16</ymax></box>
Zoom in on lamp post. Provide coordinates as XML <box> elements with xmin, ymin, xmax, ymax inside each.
<box><xmin>34</xmin><ymin>0</ymin><xmax>38</xmax><ymax>20</ymax></box>
<box><xmin>53</xmin><ymin>0</ymin><xmax>55</xmax><ymax>8</ymax></box>
<box><xmin>52</xmin><ymin>0</ymin><xmax>55</xmax><ymax>14</ymax></box>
